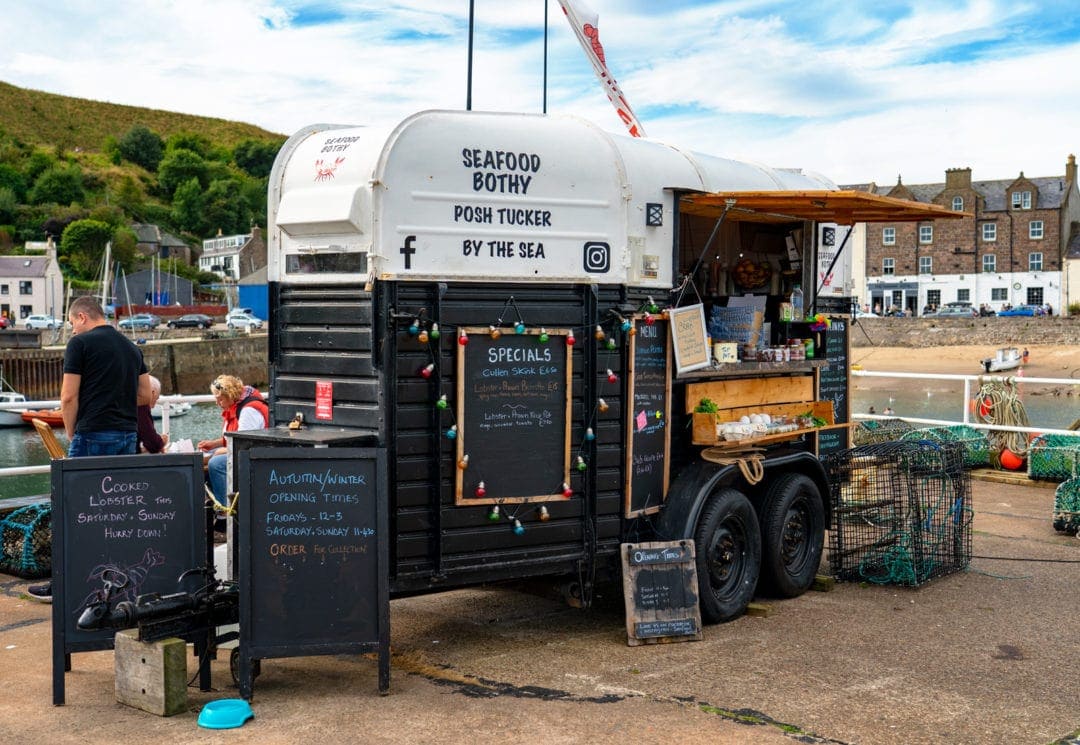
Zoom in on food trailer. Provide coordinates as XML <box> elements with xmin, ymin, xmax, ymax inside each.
<box><xmin>257</xmin><ymin>109</ymin><xmax>959</xmax><ymax>623</ymax></box>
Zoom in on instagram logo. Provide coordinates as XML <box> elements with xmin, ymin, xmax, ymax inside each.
<box><xmin>582</xmin><ymin>242</ymin><xmax>610</xmax><ymax>273</ymax></box>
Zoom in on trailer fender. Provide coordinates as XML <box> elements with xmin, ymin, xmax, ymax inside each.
<box><xmin>657</xmin><ymin>450</ymin><xmax>831</xmax><ymax>541</ymax></box>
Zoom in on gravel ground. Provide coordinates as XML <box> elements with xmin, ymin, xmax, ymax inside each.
<box><xmin>1</xmin><ymin>476</ymin><xmax>1077</xmax><ymax>745</ymax></box>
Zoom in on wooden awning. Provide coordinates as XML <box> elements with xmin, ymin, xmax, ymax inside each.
<box><xmin>680</xmin><ymin>190</ymin><xmax>972</xmax><ymax>225</ymax></box>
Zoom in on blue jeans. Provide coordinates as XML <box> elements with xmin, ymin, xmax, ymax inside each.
<box><xmin>207</xmin><ymin>453</ymin><xmax>228</xmax><ymax>506</ymax></box>
<box><xmin>68</xmin><ymin>430</ymin><xmax>137</xmax><ymax>457</ymax></box>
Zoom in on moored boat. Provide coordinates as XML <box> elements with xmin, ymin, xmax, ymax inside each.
<box><xmin>21</xmin><ymin>408</ymin><xmax>63</xmax><ymax>427</ymax></box>
<box><xmin>0</xmin><ymin>390</ymin><xmax>29</xmax><ymax>428</ymax></box>
<box><xmin>151</xmin><ymin>399</ymin><xmax>192</xmax><ymax>418</ymax></box>
<box><xmin>981</xmin><ymin>347</ymin><xmax>1022</xmax><ymax>373</ymax></box>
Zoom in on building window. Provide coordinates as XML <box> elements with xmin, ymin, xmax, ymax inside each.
<box><xmin>991</xmin><ymin>288</ymin><xmax>1007</xmax><ymax>301</ymax></box>
<box><xmin>951</xmin><ymin>196</ymin><xmax>963</xmax><ymax>211</ymax></box>
<box><xmin>919</xmin><ymin>256</ymin><xmax>932</xmax><ymax>274</ymax></box>
<box><xmin>18</xmin><ymin>281</ymin><xmax>32</xmax><ymax>295</ymax></box>
<box><xmin>1029</xmin><ymin>252</ymin><xmax>1043</xmax><ymax>271</ymax></box>
<box><xmin>882</xmin><ymin>258</ymin><xmax>895</xmax><ymax>275</ymax></box>
<box><xmin>1027</xmin><ymin>288</ymin><xmax>1044</xmax><ymax>306</ymax></box>
<box><xmin>0</xmin><ymin>284</ymin><xmax>7</xmax><ymax>295</ymax></box>
<box><xmin>927</xmin><ymin>289</ymin><xmax>941</xmax><ymax>307</ymax></box>
<box><xmin>1012</xmin><ymin>190</ymin><xmax>1032</xmax><ymax>209</ymax></box>
<box><xmin>1029</xmin><ymin>220</ymin><xmax>1043</xmax><ymax>239</ymax></box>
<box><xmin>919</xmin><ymin>225</ymin><xmax>933</xmax><ymax>244</ymax></box>
<box><xmin>20</xmin><ymin>304</ymin><xmax>32</xmax><ymax>319</ymax></box>
<box><xmin>981</xmin><ymin>223</ymin><xmax>996</xmax><ymax>242</ymax></box>
<box><xmin>882</xmin><ymin>227</ymin><xmax>895</xmax><ymax>245</ymax></box>
<box><xmin>957</xmin><ymin>289</ymin><xmax>970</xmax><ymax>303</ymax></box>
<box><xmin>982</xmin><ymin>254</ymin><xmax>996</xmax><ymax>273</ymax></box>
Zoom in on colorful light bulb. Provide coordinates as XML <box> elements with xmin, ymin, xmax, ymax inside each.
<box><xmin>418</xmin><ymin>329</ymin><xmax>429</xmax><ymax>343</ymax></box>
<box><xmin>538</xmin><ymin>327</ymin><xmax>549</xmax><ymax>343</ymax></box>
<box><xmin>512</xmin><ymin>519</ymin><xmax>525</xmax><ymax>535</ymax></box>
<box><xmin>475</xmin><ymin>480</ymin><xmax>486</xmax><ymax>498</ymax></box>
<box><xmin>489</xmin><ymin>325</ymin><xmax>502</xmax><ymax>339</ymax></box>
<box><xmin>594</xmin><ymin>325</ymin><xmax>605</xmax><ymax>340</ymax></box>
<box><xmin>408</xmin><ymin>319</ymin><xmax>420</xmax><ymax>336</ymax></box>
<box><xmin>628</xmin><ymin>325</ymin><xmax>637</xmax><ymax>337</ymax></box>
<box><xmin>644</xmin><ymin>312</ymin><xmax>654</xmax><ymax>326</ymax></box>
<box><xmin>620</xmin><ymin>317</ymin><xmax>632</xmax><ymax>332</ymax></box>
<box><xmin>576</xmin><ymin>456</ymin><xmax>587</xmax><ymax>472</ymax></box>
<box><xmin>446</xmin><ymin>425</ymin><xmax>457</xmax><ymax>439</ymax></box>
<box><xmin>606</xmin><ymin>369</ymin><xmax>617</xmax><ymax>384</ymax></box>
<box><xmin>436</xmin><ymin>394</ymin><xmax>448</xmax><ymax>410</ymax></box>
<box><xmin>487</xmin><ymin>505</ymin><xmax>501</xmax><ymax>521</ymax></box>
<box><xmin>538</xmin><ymin>505</ymin><xmax>550</xmax><ymax>521</ymax></box>
<box><xmin>458</xmin><ymin>329</ymin><xmax>468</xmax><ymax>346</ymax></box>
<box><xmin>429</xmin><ymin>323</ymin><xmax>440</xmax><ymax>339</ymax></box>
<box><xmin>598</xmin><ymin>398</ymin><xmax>609</xmax><ymax>413</ymax></box>
<box><xmin>605</xmin><ymin>339</ymin><xmax>617</xmax><ymax>350</ymax></box>
<box><xmin>566</xmin><ymin>331</ymin><xmax>575</xmax><ymax>346</ymax></box>
<box><xmin>515</xmin><ymin>322</ymin><xmax>526</xmax><ymax>334</ymax></box>
<box><xmin>458</xmin><ymin>454</ymin><xmax>469</xmax><ymax>470</ymax></box>
<box><xmin>648</xmin><ymin>296</ymin><xmax>659</xmax><ymax>313</ymax></box>
<box><xmin>420</xmin><ymin>363</ymin><xmax>435</xmax><ymax>379</ymax></box>
<box><xmin>584</xmin><ymin>427</ymin><xmax>595</xmax><ymax>441</ymax></box>
<box><xmin>562</xmin><ymin>482</ymin><xmax>573</xmax><ymax>498</ymax></box>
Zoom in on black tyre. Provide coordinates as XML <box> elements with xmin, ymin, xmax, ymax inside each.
<box><xmin>759</xmin><ymin>473</ymin><xmax>825</xmax><ymax>598</ymax></box>
<box><xmin>199</xmin><ymin>322</ymin><xmax>208</xmax><ymax>329</ymax></box>
<box><xmin>694</xmin><ymin>487</ymin><xmax>761</xmax><ymax>623</ymax></box>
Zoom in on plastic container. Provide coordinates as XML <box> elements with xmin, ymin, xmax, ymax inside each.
<box><xmin>791</xmin><ymin>284</ymin><xmax>804</xmax><ymax>321</ymax></box>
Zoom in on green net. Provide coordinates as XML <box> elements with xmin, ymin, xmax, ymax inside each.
<box><xmin>0</xmin><ymin>504</ymin><xmax>52</xmax><ymax>579</ymax></box>
<box><xmin>852</xmin><ymin>418</ymin><xmax>915</xmax><ymax>446</ymax></box>
<box><xmin>1052</xmin><ymin>478</ymin><xmax>1080</xmax><ymax>534</ymax></box>
<box><xmin>1027</xmin><ymin>434</ymin><xmax>1080</xmax><ymax>482</ymax></box>
<box><xmin>899</xmin><ymin>425</ymin><xmax>991</xmax><ymax>468</ymax></box>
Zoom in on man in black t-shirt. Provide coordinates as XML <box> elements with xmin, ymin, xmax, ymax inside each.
<box><xmin>26</xmin><ymin>297</ymin><xmax>151</xmax><ymax>602</ymax></box>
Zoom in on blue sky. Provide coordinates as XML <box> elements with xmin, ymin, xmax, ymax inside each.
<box><xmin>2</xmin><ymin>0</ymin><xmax>1079</xmax><ymax>185</ymax></box>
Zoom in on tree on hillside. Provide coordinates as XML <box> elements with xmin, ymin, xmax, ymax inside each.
<box><xmin>117</xmin><ymin>124</ymin><xmax>164</xmax><ymax>171</ymax></box>
<box><xmin>203</xmin><ymin>178</ymin><xmax>250</xmax><ymax>236</ymax></box>
<box><xmin>165</xmin><ymin>132</ymin><xmax>213</xmax><ymax>159</ymax></box>
<box><xmin>157</xmin><ymin>148</ymin><xmax>209</xmax><ymax>198</ymax></box>
<box><xmin>114</xmin><ymin>175</ymin><xmax>144</xmax><ymax>214</ymax></box>
<box><xmin>172</xmin><ymin>177</ymin><xmax>206</xmax><ymax>235</ymax></box>
<box><xmin>25</xmin><ymin>151</ymin><xmax>56</xmax><ymax>181</ymax></box>
<box><xmin>233</xmin><ymin>139</ymin><xmax>281</xmax><ymax>178</ymax></box>
<box><xmin>59</xmin><ymin>219</ymin><xmax>113</xmax><ymax>280</ymax></box>
<box><xmin>28</xmin><ymin>165</ymin><xmax>85</xmax><ymax>205</ymax></box>
<box><xmin>0</xmin><ymin>164</ymin><xmax>27</xmax><ymax>201</ymax></box>
<box><xmin>0</xmin><ymin>187</ymin><xmax>16</xmax><ymax>224</ymax></box>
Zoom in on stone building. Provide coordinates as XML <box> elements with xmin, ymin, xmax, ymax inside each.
<box><xmin>198</xmin><ymin>227</ymin><xmax>267</xmax><ymax>281</ymax></box>
<box><xmin>0</xmin><ymin>239</ymin><xmax>64</xmax><ymax>323</ymax></box>
<box><xmin>848</xmin><ymin>155</ymin><xmax>1079</xmax><ymax>316</ymax></box>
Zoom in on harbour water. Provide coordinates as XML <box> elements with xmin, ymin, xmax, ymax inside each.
<box><xmin>0</xmin><ymin>404</ymin><xmax>224</xmax><ymax>500</ymax></box>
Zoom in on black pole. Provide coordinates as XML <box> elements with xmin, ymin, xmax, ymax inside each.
<box><xmin>466</xmin><ymin>0</ymin><xmax>475</xmax><ymax>110</ymax></box>
<box><xmin>543</xmin><ymin>0</ymin><xmax>548</xmax><ymax>113</ymax></box>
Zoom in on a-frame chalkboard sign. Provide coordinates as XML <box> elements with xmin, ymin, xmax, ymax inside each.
<box><xmin>237</xmin><ymin>447</ymin><xmax>389</xmax><ymax>699</ymax></box>
<box><xmin>51</xmin><ymin>454</ymin><xmax>207</xmax><ymax>705</ymax></box>
<box><xmin>624</xmin><ymin>316</ymin><xmax>671</xmax><ymax>517</ymax></box>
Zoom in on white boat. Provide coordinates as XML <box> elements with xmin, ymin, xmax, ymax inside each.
<box><xmin>151</xmin><ymin>399</ymin><xmax>193</xmax><ymax>419</ymax></box>
<box><xmin>981</xmin><ymin>347</ymin><xmax>1022</xmax><ymax>373</ymax></box>
<box><xmin>0</xmin><ymin>390</ymin><xmax>29</xmax><ymax>427</ymax></box>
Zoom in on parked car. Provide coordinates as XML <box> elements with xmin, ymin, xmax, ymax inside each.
<box><xmin>24</xmin><ymin>314</ymin><xmax>64</xmax><ymax>330</ymax></box>
<box><xmin>997</xmin><ymin>304</ymin><xmax>1041</xmax><ymax>317</ymax></box>
<box><xmin>929</xmin><ymin>305</ymin><xmax>976</xmax><ymax>318</ymax></box>
<box><xmin>226</xmin><ymin>313</ymin><xmax>263</xmax><ymax>330</ymax></box>
<box><xmin>226</xmin><ymin>307</ymin><xmax>253</xmax><ymax>319</ymax></box>
<box><xmin>0</xmin><ymin>316</ymin><xmax>9</xmax><ymax>330</ymax></box>
<box><xmin>854</xmin><ymin>309</ymin><xmax>879</xmax><ymax>319</ymax></box>
<box><xmin>167</xmin><ymin>313</ymin><xmax>213</xmax><ymax>329</ymax></box>
<box><xmin>118</xmin><ymin>313</ymin><xmax>162</xmax><ymax>330</ymax></box>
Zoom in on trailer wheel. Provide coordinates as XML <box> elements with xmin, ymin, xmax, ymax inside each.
<box><xmin>759</xmin><ymin>474</ymin><xmax>825</xmax><ymax>598</ymax></box>
<box><xmin>694</xmin><ymin>488</ymin><xmax>760</xmax><ymax>623</ymax></box>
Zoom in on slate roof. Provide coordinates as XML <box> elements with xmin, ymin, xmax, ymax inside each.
<box><xmin>842</xmin><ymin>175</ymin><xmax>1070</xmax><ymax>212</ymax></box>
<box><xmin>0</xmin><ymin>256</ymin><xmax>50</xmax><ymax>278</ymax></box>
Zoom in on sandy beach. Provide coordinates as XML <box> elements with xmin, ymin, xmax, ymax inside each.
<box><xmin>851</xmin><ymin>343</ymin><xmax>1080</xmax><ymax>378</ymax></box>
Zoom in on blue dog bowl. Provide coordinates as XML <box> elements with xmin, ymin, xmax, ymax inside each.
<box><xmin>197</xmin><ymin>698</ymin><xmax>254</xmax><ymax>729</ymax></box>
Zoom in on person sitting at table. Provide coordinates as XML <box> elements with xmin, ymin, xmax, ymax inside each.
<box><xmin>137</xmin><ymin>375</ymin><xmax>169</xmax><ymax>454</ymax></box>
<box><xmin>198</xmin><ymin>374</ymin><xmax>268</xmax><ymax>507</ymax></box>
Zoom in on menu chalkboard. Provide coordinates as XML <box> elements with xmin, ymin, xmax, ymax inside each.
<box><xmin>456</xmin><ymin>328</ymin><xmax>571</xmax><ymax>504</ymax></box>
<box><xmin>621</xmin><ymin>540</ymin><xmax>702</xmax><ymax>646</ymax></box>
<box><xmin>237</xmin><ymin>447</ymin><xmax>388</xmax><ymax>698</ymax></box>
<box><xmin>625</xmin><ymin>318</ymin><xmax>670</xmax><ymax>516</ymax></box>
<box><xmin>51</xmin><ymin>454</ymin><xmax>206</xmax><ymax>705</ymax></box>
<box><xmin>817</xmin><ymin>318</ymin><xmax>850</xmax><ymax>455</ymax></box>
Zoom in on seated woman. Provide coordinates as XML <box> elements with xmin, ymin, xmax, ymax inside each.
<box><xmin>137</xmin><ymin>375</ymin><xmax>169</xmax><ymax>453</ymax></box>
<box><xmin>198</xmin><ymin>374</ymin><xmax>268</xmax><ymax>506</ymax></box>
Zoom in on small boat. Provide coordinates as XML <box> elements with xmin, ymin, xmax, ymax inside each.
<box><xmin>22</xmin><ymin>408</ymin><xmax>64</xmax><ymax>427</ymax></box>
<box><xmin>0</xmin><ymin>390</ymin><xmax>29</xmax><ymax>428</ymax></box>
<box><xmin>151</xmin><ymin>400</ymin><xmax>192</xmax><ymax>419</ymax></box>
<box><xmin>981</xmin><ymin>347</ymin><xmax>1022</xmax><ymax>373</ymax></box>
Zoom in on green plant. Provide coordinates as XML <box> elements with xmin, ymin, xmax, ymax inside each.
<box><xmin>694</xmin><ymin>398</ymin><xmax>719</xmax><ymax>414</ymax></box>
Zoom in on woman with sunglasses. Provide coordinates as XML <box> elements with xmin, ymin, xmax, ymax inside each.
<box><xmin>198</xmin><ymin>374</ymin><xmax>269</xmax><ymax>506</ymax></box>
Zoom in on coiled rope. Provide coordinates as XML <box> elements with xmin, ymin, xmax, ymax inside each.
<box><xmin>972</xmin><ymin>377</ymin><xmax>1030</xmax><ymax>456</ymax></box>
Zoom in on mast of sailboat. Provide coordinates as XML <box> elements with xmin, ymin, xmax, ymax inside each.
<box><xmin>100</xmin><ymin>241</ymin><xmax>111</xmax><ymax>309</ymax></box>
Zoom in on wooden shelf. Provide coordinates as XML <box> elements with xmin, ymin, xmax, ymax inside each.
<box><xmin>677</xmin><ymin>359</ymin><xmax>829</xmax><ymax>381</ymax></box>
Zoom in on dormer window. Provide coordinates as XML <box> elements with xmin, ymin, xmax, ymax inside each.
<box><xmin>1011</xmin><ymin>190</ymin><xmax>1032</xmax><ymax>209</ymax></box>
<box><xmin>951</xmin><ymin>196</ymin><xmax>963</xmax><ymax>211</ymax></box>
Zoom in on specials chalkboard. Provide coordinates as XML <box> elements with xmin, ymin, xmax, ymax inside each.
<box><xmin>817</xmin><ymin>318</ymin><xmax>850</xmax><ymax>455</ymax></box>
<box><xmin>456</xmin><ymin>328</ymin><xmax>571</xmax><ymax>504</ymax></box>
<box><xmin>621</xmin><ymin>540</ymin><xmax>702</xmax><ymax>646</ymax></box>
<box><xmin>51</xmin><ymin>454</ymin><xmax>206</xmax><ymax>705</ymax></box>
<box><xmin>237</xmin><ymin>447</ymin><xmax>389</xmax><ymax>698</ymax></box>
<box><xmin>625</xmin><ymin>317</ymin><xmax>670</xmax><ymax>516</ymax></box>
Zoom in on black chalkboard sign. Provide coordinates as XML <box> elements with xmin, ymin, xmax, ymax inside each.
<box><xmin>817</xmin><ymin>318</ymin><xmax>850</xmax><ymax>455</ymax></box>
<box><xmin>625</xmin><ymin>318</ymin><xmax>670</xmax><ymax>517</ymax></box>
<box><xmin>237</xmin><ymin>447</ymin><xmax>388</xmax><ymax>699</ymax></box>
<box><xmin>456</xmin><ymin>328</ymin><xmax>571</xmax><ymax>504</ymax></box>
<box><xmin>51</xmin><ymin>454</ymin><xmax>206</xmax><ymax>705</ymax></box>
<box><xmin>621</xmin><ymin>540</ymin><xmax>702</xmax><ymax>646</ymax></box>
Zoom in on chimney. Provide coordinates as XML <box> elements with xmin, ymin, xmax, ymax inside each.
<box><xmin>944</xmin><ymin>167</ymin><xmax>972</xmax><ymax>190</ymax></box>
<box><xmin>1067</xmin><ymin>154</ymin><xmax>1077</xmax><ymax>186</ymax></box>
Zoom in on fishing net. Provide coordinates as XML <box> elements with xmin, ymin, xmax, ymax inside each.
<box><xmin>899</xmin><ymin>425</ymin><xmax>991</xmax><ymax>468</ymax></box>
<box><xmin>1052</xmin><ymin>478</ymin><xmax>1080</xmax><ymax>534</ymax></box>
<box><xmin>970</xmin><ymin>378</ymin><xmax>1030</xmax><ymax>456</ymax></box>
<box><xmin>823</xmin><ymin>441</ymin><xmax>971</xmax><ymax>587</ymax></box>
<box><xmin>1026</xmin><ymin>433</ymin><xmax>1080</xmax><ymax>482</ymax></box>
<box><xmin>852</xmin><ymin>418</ymin><xmax>914</xmax><ymax>446</ymax></box>
<box><xmin>0</xmin><ymin>504</ymin><xmax>52</xmax><ymax>579</ymax></box>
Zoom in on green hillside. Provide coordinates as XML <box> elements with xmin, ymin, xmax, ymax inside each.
<box><xmin>0</xmin><ymin>80</ymin><xmax>284</xmax><ymax>151</ymax></box>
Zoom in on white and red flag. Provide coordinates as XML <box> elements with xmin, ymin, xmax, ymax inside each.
<box><xmin>557</xmin><ymin>0</ymin><xmax>646</xmax><ymax>138</ymax></box>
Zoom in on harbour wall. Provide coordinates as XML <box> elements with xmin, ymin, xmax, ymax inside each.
<box><xmin>851</xmin><ymin>317</ymin><xmax>1080</xmax><ymax>347</ymax></box>
<box><xmin>0</xmin><ymin>333</ymin><xmax>268</xmax><ymax>399</ymax></box>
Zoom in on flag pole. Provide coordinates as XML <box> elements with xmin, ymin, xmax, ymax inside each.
<box><xmin>466</xmin><ymin>0</ymin><xmax>475</xmax><ymax>110</ymax></box>
<box><xmin>543</xmin><ymin>0</ymin><xmax>549</xmax><ymax>114</ymax></box>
